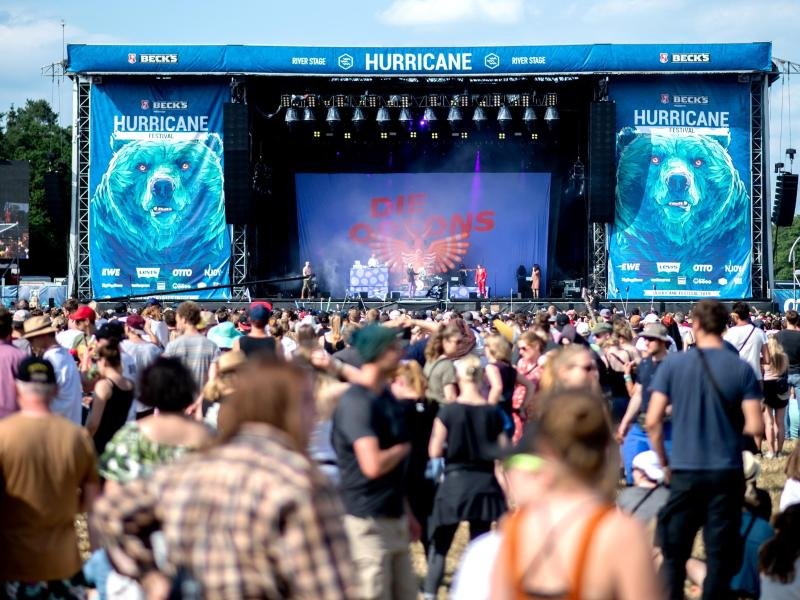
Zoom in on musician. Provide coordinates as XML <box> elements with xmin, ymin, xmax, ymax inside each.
<box><xmin>301</xmin><ymin>261</ymin><xmax>314</xmax><ymax>299</ymax></box>
<box><xmin>406</xmin><ymin>263</ymin><xmax>418</xmax><ymax>298</ymax></box>
<box><xmin>367</xmin><ymin>252</ymin><xmax>380</xmax><ymax>268</ymax></box>
<box><xmin>475</xmin><ymin>263</ymin><xmax>488</xmax><ymax>298</ymax></box>
<box><xmin>531</xmin><ymin>263</ymin><xmax>541</xmax><ymax>299</ymax></box>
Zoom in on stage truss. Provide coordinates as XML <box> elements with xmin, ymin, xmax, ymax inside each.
<box><xmin>588</xmin><ymin>222</ymin><xmax>608</xmax><ymax>297</ymax></box>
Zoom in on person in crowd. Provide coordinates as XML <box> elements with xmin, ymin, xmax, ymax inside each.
<box><xmin>11</xmin><ymin>309</ymin><xmax>32</xmax><ymax>354</ymax></box>
<box><xmin>510</xmin><ymin>331</ymin><xmax>545</xmax><ymax>442</ymax></box>
<box><xmin>0</xmin><ymin>357</ymin><xmax>99</xmax><ymax>596</ymax></box>
<box><xmin>537</xmin><ymin>344</ymin><xmax>600</xmax><ymax>395</ymax></box>
<box><xmin>56</xmin><ymin>304</ymin><xmax>95</xmax><ymax>360</ymax></box>
<box><xmin>163</xmin><ymin>301</ymin><xmax>219</xmax><ymax>391</ymax></box>
<box><xmin>0</xmin><ymin>307</ymin><xmax>25</xmax><ymax>418</ymax></box>
<box><xmin>725</xmin><ymin>301</ymin><xmax>770</xmax><ymax>384</ymax></box>
<box><xmin>93</xmin><ymin>360</ymin><xmax>356</xmax><ymax>599</ymax></box>
<box><xmin>119</xmin><ymin>313</ymin><xmax>161</xmax><ymax>416</ymax></box>
<box><xmin>491</xmin><ymin>388</ymin><xmax>660</xmax><ymax>600</ymax></box>
<box><xmin>85</xmin><ymin>339</ymin><xmax>135</xmax><ymax>455</ymax></box>
<box><xmin>140</xmin><ymin>300</ymin><xmax>169</xmax><ymax>349</ymax></box>
<box><xmin>23</xmin><ymin>315</ymin><xmax>83</xmax><ymax>424</ymax></box>
<box><xmin>484</xmin><ymin>333</ymin><xmax>535</xmax><ymax>438</ymax></box>
<box><xmin>232</xmin><ymin>301</ymin><xmax>278</xmax><ymax>358</ymax></box>
<box><xmin>424</xmin><ymin>354</ymin><xmax>508</xmax><ymax>599</ymax></box>
<box><xmin>422</xmin><ymin>325</ymin><xmax>459</xmax><ymax>405</ymax></box>
<box><xmin>779</xmin><ymin>442</ymin><xmax>800</xmax><ymax>511</ymax></box>
<box><xmin>778</xmin><ymin>309</ymin><xmax>800</xmax><ymax>439</ymax></box>
<box><xmin>760</xmin><ymin>504</ymin><xmax>800</xmax><ymax>598</ymax></box>
<box><xmin>763</xmin><ymin>335</ymin><xmax>790</xmax><ymax>458</ymax></box>
<box><xmin>201</xmin><ymin>350</ymin><xmax>246</xmax><ymax>428</ymax></box>
<box><xmin>162</xmin><ymin>307</ymin><xmax>179</xmax><ymax>343</ymax></box>
<box><xmin>322</xmin><ymin>312</ymin><xmax>346</xmax><ymax>354</ymax></box>
<box><xmin>617</xmin><ymin>450</ymin><xmax>670</xmax><ymax>526</ymax></box>
<box><xmin>646</xmin><ymin>299</ymin><xmax>763</xmax><ymax>599</ymax></box>
<box><xmin>597</xmin><ymin>317</ymin><xmax>639</xmax><ymax>423</ymax></box>
<box><xmin>617</xmin><ymin>322</ymin><xmax>672</xmax><ymax>484</ymax></box>
<box><xmin>331</xmin><ymin>324</ymin><xmax>418</xmax><ymax>600</ymax></box>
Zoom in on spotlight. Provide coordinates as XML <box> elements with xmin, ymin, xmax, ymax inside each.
<box><xmin>305</xmin><ymin>95</ymin><xmax>317</xmax><ymax>108</ymax></box>
<box><xmin>490</xmin><ymin>92</ymin><xmax>502</xmax><ymax>108</ymax></box>
<box><xmin>326</xmin><ymin>106</ymin><xmax>341</xmax><ymax>128</ymax></box>
<box><xmin>398</xmin><ymin>107</ymin><xmax>413</xmax><ymax>130</ymax></box>
<box><xmin>302</xmin><ymin>107</ymin><xmax>316</xmax><ymax>123</ymax></box>
<box><xmin>459</xmin><ymin>93</ymin><xmax>470</xmax><ymax>107</ymax></box>
<box><xmin>376</xmin><ymin>107</ymin><xmax>391</xmax><ymax>131</ymax></box>
<box><xmin>387</xmin><ymin>95</ymin><xmax>401</xmax><ymax>107</ymax></box>
<box><xmin>498</xmin><ymin>132</ymin><xmax>506</xmax><ymax>140</ymax></box>
<box><xmin>352</xmin><ymin>107</ymin><xmax>367</xmax><ymax>133</ymax></box>
<box><xmin>285</xmin><ymin>107</ymin><xmax>300</xmax><ymax>129</ymax></box>
<box><xmin>472</xmin><ymin>106</ymin><xmax>488</xmax><ymax>130</ymax></box>
<box><xmin>334</xmin><ymin>94</ymin><xmax>347</xmax><ymax>108</ymax></box>
<box><xmin>497</xmin><ymin>106</ymin><xmax>513</xmax><ymax>130</ymax></box>
<box><xmin>523</xmin><ymin>106</ymin><xmax>538</xmax><ymax>130</ymax></box>
<box><xmin>280</xmin><ymin>94</ymin><xmax>292</xmax><ymax>108</ymax></box>
<box><xmin>447</xmin><ymin>106</ymin><xmax>463</xmax><ymax>129</ymax></box>
<box><xmin>544</xmin><ymin>92</ymin><xmax>558</xmax><ymax>107</ymax></box>
<box><xmin>399</xmin><ymin>94</ymin><xmax>412</xmax><ymax>108</ymax></box>
<box><xmin>544</xmin><ymin>106</ymin><xmax>559</xmax><ymax>126</ymax></box>
<box><xmin>428</xmin><ymin>94</ymin><xmax>442</xmax><ymax>107</ymax></box>
<box><xmin>362</xmin><ymin>94</ymin><xmax>379</xmax><ymax>108</ymax></box>
<box><xmin>423</xmin><ymin>107</ymin><xmax>438</xmax><ymax>127</ymax></box>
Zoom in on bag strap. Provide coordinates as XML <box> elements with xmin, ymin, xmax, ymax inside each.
<box><xmin>569</xmin><ymin>505</ymin><xmax>614</xmax><ymax>600</ymax></box>
<box><xmin>629</xmin><ymin>484</ymin><xmax>661</xmax><ymax>516</ymax></box>
<box><xmin>696</xmin><ymin>349</ymin><xmax>741</xmax><ymax>426</ymax></box>
<box><xmin>737</xmin><ymin>325</ymin><xmax>756</xmax><ymax>353</ymax></box>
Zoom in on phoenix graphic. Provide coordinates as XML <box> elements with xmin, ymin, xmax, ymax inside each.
<box><xmin>368</xmin><ymin>222</ymin><xmax>470</xmax><ymax>275</ymax></box>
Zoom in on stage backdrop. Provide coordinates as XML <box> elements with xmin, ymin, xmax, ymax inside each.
<box><xmin>607</xmin><ymin>76</ymin><xmax>752</xmax><ymax>300</ymax></box>
<box><xmin>89</xmin><ymin>79</ymin><xmax>231</xmax><ymax>300</ymax></box>
<box><xmin>296</xmin><ymin>173</ymin><xmax>550</xmax><ymax>297</ymax></box>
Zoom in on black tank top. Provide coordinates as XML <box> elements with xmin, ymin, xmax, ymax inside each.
<box><xmin>239</xmin><ymin>336</ymin><xmax>277</xmax><ymax>358</ymax></box>
<box><xmin>495</xmin><ymin>361</ymin><xmax>517</xmax><ymax>413</ymax></box>
<box><xmin>93</xmin><ymin>379</ymin><xmax>134</xmax><ymax>455</ymax></box>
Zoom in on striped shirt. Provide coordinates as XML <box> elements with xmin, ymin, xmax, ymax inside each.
<box><xmin>163</xmin><ymin>333</ymin><xmax>219</xmax><ymax>391</ymax></box>
<box><xmin>93</xmin><ymin>422</ymin><xmax>356</xmax><ymax>599</ymax></box>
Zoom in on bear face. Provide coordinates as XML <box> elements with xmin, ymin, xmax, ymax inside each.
<box><xmin>102</xmin><ymin>139</ymin><xmax>223</xmax><ymax>236</ymax></box>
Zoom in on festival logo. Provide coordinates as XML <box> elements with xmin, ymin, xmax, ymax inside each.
<box><xmin>337</xmin><ymin>54</ymin><xmax>354</xmax><ymax>70</ymax></box>
<box><xmin>484</xmin><ymin>53</ymin><xmax>500</xmax><ymax>69</ymax></box>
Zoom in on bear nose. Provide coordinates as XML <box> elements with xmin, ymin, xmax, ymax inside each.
<box><xmin>151</xmin><ymin>178</ymin><xmax>175</xmax><ymax>200</ymax></box>
<box><xmin>667</xmin><ymin>173</ymin><xmax>689</xmax><ymax>193</ymax></box>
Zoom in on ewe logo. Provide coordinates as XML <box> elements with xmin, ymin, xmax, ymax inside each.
<box><xmin>172</xmin><ymin>268</ymin><xmax>193</xmax><ymax>277</ymax></box>
<box><xmin>204</xmin><ymin>264</ymin><xmax>222</xmax><ymax>277</ymax></box>
<box><xmin>101</xmin><ymin>267</ymin><xmax>120</xmax><ymax>277</ymax></box>
<box><xmin>620</xmin><ymin>262</ymin><xmax>640</xmax><ymax>272</ymax></box>
<box><xmin>484</xmin><ymin>53</ymin><xmax>500</xmax><ymax>70</ymax></box>
<box><xmin>337</xmin><ymin>54</ymin><xmax>354</xmax><ymax>70</ymax></box>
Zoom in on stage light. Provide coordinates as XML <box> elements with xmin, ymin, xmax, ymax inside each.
<box><xmin>523</xmin><ymin>106</ymin><xmax>538</xmax><ymax>129</ymax></box>
<box><xmin>285</xmin><ymin>107</ymin><xmax>300</xmax><ymax>126</ymax></box>
<box><xmin>459</xmin><ymin>94</ymin><xmax>470</xmax><ymax>107</ymax></box>
<box><xmin>344</xmin><ymin>131</ymin><xmax>352</xmax><ymax>140</ymax></box>
<box><xmin>428</xmin><ymin>94</ymin><xmax>442</xmax><ymax>107</ymax></box>
<box><xmin>472</xmin><ymin>106</ymin><xmax>488</xmax><ymax>129</ymax></box>
<box><xmin>387</xmin><ymin>95</ymin><xmax>400</xmax><ymax>107</ymax></box>
<box><xmin>326</xmin><ymin>106</ymin><xmax>341</xmax><ymax>128</ymax></box>
<box><xmin>410</xmin><ymin>130</ymin><xmax>417</xmax><ymax>139</ymax></box>
<box><xmin>460</xmin><ymin>131</ymin><xmax>469</xmax><ymax>139</ymax></box>
<box><xmin>431</xmin><ymin>131</ymin><xmax>439</xmax><ymax>140</ymax></box>
<box><xmin>399</xmin><ymin>94</ymin><xmax>412</xmax><ymax>108</ymax></box>
<box><xmin>362</xmin><ymin>94</ymin><xmax>379</xmax><ymax>108</ymax></box>
<box><xmin>507</xmin><ymin>94</ymin><xmax>521</xmax><ymax>107</ymax></box>
<box><xmin>497</xmin><ymin>106</ymin><xmax>513</xmax><ymax>129</ymax></box>
<box><xmin>303</xmin><ymin>107</ymin><xmax>316</xmax><ymax>123</ymax></box>
<box><xmin>423</xmin><ymin>107</ymin><xmax>438</xmax><ymax>125</ymax></box>
<box><xmin>352</xmin><ymin>107</ymin><xmax>367</xmax><ymax>133</ymax></box>
<box><xmin>544</xmin><ymin>92</ymin><xmax>558</xmax><ymax>107</ymax></box>
<box><xmin>334</xmin><ymin>94</ymin><xmax>347</xmax><ymax>108</ymax></box>
<box><xmin>280</xmin><ymin>94</ymin><xmax>292</xmax><ymax>108</ymax></box>
<box><xmin>305</xmin><ymin>95</ymin><xmax>318</xmax><ymax>108</ymax></box>
<box><xmin>398</xmin><ymin>107</ymin><xmax>413</xmax><ymax>130</ymax></box>
<box><xmin>490</xmin><ymin>92</ymin><xmax>503</xmax><ymax>108</ymax></box>
<box><xmin>518</xmin><ymin>93</ymin><xmax>532</xmax><ymax>107</ymax></box>
<box><xmin>498</xmin><ymin>132</ymin><xmax>506</xmax><ymax>140</ymax></box>
<box><xmin>376</xmin><ymin>107</ymin><xmax>391</xmax><ymax>131</ymax></box>
<box><xmin>447</xmin><ymin>106</ymin><xmax>463</xmax><ymax>127</ymax></box>
<box><xmin>530</xmin><ymin>132</ymin><xmax>539</xmax><ymax>140</ymax></box>
<box><xmin>380</xmin><ymin>131</ymin><xmax>389</xmax><ymax>139</ymax></box>
<box><xmin>313</xmin><ymin>130</ymin><xmax>321</xmax><ymax>138</ymax></box>
<box><xmin>544</xmin><ymin>106</ymin><xmax>559</xmax><ymax>126</ymax></box>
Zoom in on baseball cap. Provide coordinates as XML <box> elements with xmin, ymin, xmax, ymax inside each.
<box><xmin>351</xmin><ymin>324</ymin><xmax>403</xmax><ymax>363</ymax></box>
<box><xmin>643</xmin><ymin>313</ymin><xmax>660</xmax><ymax>325</ymax></box>
<box><xmin>639</xmin><ymin>323</ymin><xmax>671</xmax><ymax>342</ymax></box>
<box><xmin>16</xmin><ymin>357</ymin><xmax>56</xmax><ymax>384</ymax></box>
<box><xmin>12</xmin><ymin>309</ymin><xmax>30</xmax><ymax>323</ymax></box>
<box><xmin>70</xmin><ymin>305</ymin><xmax>96</xmax><ymax>323</ymax></box>
<box><xmin>125</xmin><ymin>314</ymin><xmax>147</xmax><ymax>335</ymax></box>
<box><xmin>599</xmin><ymin>308</ymin><xmax>612</xmax><ymax>319</ymax></box>
<box><xmin>632</xmin><ymin>450</ymin><xmax>665</xmax><ymax>483</ymax></box>
<box><xmin>591</xmin><ymin>322</ymin><xmax>613</xmax><ymax>335</ymax></box>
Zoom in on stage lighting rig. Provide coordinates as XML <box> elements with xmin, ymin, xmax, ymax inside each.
<box><xmin>334</xmin><ymin>94</ymin><xmax>348</xmax><ymax>108</ymax></box>
<box><xmin>285</xmin><ymin>107</ymin><xmax>300</xmax><ymax>130</ymax></box>
<box><xmin>398</xmin><ymin>107</ymin><xmax>414</xmax><ymax>130</ymax></box>
<box><xmin>497</xmin><ymin>105</ymin><xmax>513</xmax><ymax>130</ymax></box>
<box><xmin>326</xmin><ymin>106</ymin><xmax>342</xmax><ymax>129</ymax></box>
<box><xmin>305</xmin><ymin>95</ymin><xmax>317</xmax><ymax>108</ymax></box>
<box><xmin>544</xmin><ymin>92</ymin><xmax>558</xmax><ymax>107</ymax></box>
<box><xmin>490</xmin><ymin>92</ymin><xmax>503</xmax><ymax>108</ymax></box>
<box><xmin>352</xmin><ymin>107</ymin><xmax>368</xmax><ymax>133</ymax></box>
<box><xmin>361</xmin><ymin>94</ymin><xmax>379</xmax><ymax>108</ymax></box>
<box><xmin>473</xmin><ymin>106</ymin><xmax>488</xmax><ymax>130</ymax></box>
<box><xmin>447</xmin><ymin>105</ymin><xmax>464</xmax><ymax>130</ymax></box>
<box><xmin>428</xmin><ymin>94</ymin><xmax>443</xmax><ymax>107</ymax></box>
<box><xmin>302</xmin><ymin>107</ymin><xmax>316</xmax><ymax>123</ymax></box>
<box><xmin>544</xmin><ymin>106</ymin><xmax>559</xmax><ymax>126</ymax></box>
<box><xmin>376</xmin><ymin>106</ymin><xmax>391</xmax><ymax>131</ymax></box>
<box><xmin>523</xmin><ymin>106</ymin><xmax>538</xmax><ymax>130</ymax></box>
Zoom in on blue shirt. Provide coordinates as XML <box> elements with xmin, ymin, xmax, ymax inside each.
<box><xmin>636</xmin><ymin>355</ymin><xmax>664</xmax><ymax>416</ymax></box>
<box><xmin>649</xmin><ymin>347</ymin><xmax>761</xmax><ymax>470</ymax></box>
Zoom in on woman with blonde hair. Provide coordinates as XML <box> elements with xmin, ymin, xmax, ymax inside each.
<box><xmin>322</xmin><ymin>313</ymin><xmax>345</xmax><ymax>354</ymax></box>
<box><xmin>763</xmin><ymin>335</ymin><xmax>790</xmax><ymax>458</ymax></box>
<box><xmin>538</xmin><ymin>344</ymin><xmax>600</xmax><ymax>396</ymax></box>
<box><xmin>490</xmin><ymin>389</ymin><xmax>661</xmax><ymax>600</ymax></box>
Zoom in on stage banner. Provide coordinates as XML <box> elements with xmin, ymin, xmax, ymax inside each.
<box><xmin>89</xmin><ymin>79</ymin><xmax>231</xmax><ymax>300</ymax></box>
<box><xmin>296</xmin><ymin>173</ymin><xmax>550</xmax><ymax>297</ymax></box>
<box><xmin>607</xmin><ymin>76</ymin><xmax>752</xmax><ymax>300</ymax></box>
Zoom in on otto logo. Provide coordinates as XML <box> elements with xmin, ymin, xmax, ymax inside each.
<box><xmin>484</xmin><ymin>53</ymin><xmax>500</xmax><ymax>69</ymax></box>
<box><xmin>153</xmin><ymin>101</ymin><xmax>188</xmax><ymax>110</ymax></box>
<box><xmin>337</xmin><ymin>54</ymin><xmax>354</xmax><ymax>70</ymax></box>
<box><xmin>101</xmin><ymin>267</ymin><xmax>120</xmax><ymax>277</ymax></box>
<box><xmin>671</xmin><ymin>53</ymin><xmax>710</xmax><ymax>63</ymax></box>
<box><xmin>659</xmin><ymin>52</ymin><xmax>669</xmax><ymax>64</ymax></box>
<box><xmin>128</xmin><ymin>53</ymin><xmax>137</xmax><ymax>64</ymax></box>
<box><xmin>725</xmin><ymin>263</ymin><xmax>744</xmax><ymax>274</ymax></box>
<box><xmin>140</xmin><ymin>99</ymin><xmax>150</xmax><ymax>110</ymax></box>
<box><xmin>656</xmin><ymin>262</ymin><xmax>680</xmax><ymax>273</ymax></box>
<box><xmin>136</xmin><ymin>268</ymin><xmax>160</xmax><ymax>279</ymax></box>
<box><xmin>172</xmin><ymin>268</ymin><xmax>193</xmax><ymax>277</ymax></box>
<box><xmin>693</xmin><ymin>264</ymin><xmax>713</xmax><ymax>272</ymax></box>
<box><xmin>693</xmin><ymin>277</ymin><xmax>712</xmax><ymax>285</ymax></box>
<box><xmin>204</xmin><ymin>264</ymin><xmax>222</xmax><ymax>277</ymax></box>
<box><xmin>620</xmin><ymin>262</ymin><xmax>640</xmax><ymax>272</ymax></box>
<box><xmin>673</xmin><ymin>95</ymin><xmax>709</xmax><ymax>105</ymax></box>
<box><xmin>139</xmin><ymin>54</ymin><xmax>178</xmax><ymax>64</ymax></box>
<box><xmin>660</xmin><ymin>93</ymin><xmax>670</xmax><ymax>104</ymax></box>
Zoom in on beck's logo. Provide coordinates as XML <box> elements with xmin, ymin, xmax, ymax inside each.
<box><xmin>140</xmin><ymin>99</ymin><xmax>150</xmax><ymax>110</ymax></box>
<box><xmin>659</xmin><ymin>52</ymin><xmax>669</xmax><ymax>64</ymax></box>
<box><xmin>128</xmin><ymin>53</ymin><xmax>137</xmax><ymax>64</ymax></box>
<box><xmin>660</xmin><ymin>93</ymin><xmax>670</xmax><ymax>104</ymax></box>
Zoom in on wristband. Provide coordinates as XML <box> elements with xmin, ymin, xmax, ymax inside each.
<box><xmin>624</xmin><ymin>374</ymin><xmax>632</xmax><ymax>382</ymax></box>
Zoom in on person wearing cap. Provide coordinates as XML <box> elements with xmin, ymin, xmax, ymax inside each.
<box><xmin>23</xmin><ymin>315</ymin><xmax>83</xmax><ymax>425</ymax></box>
<box><xmin>0</xmin><ymin>307</ymin><xmax>25</xmax><ymax>418</ymax></box>
<box><xmin>617</xmin><ymin>450</ymin><xmax>670</xmax><ymax>524</ymax></box>
<box><xmin>0</xmin><ymin>357</ymin><xmax>99</xmax><ymax>589</ymax></box>
<box><xmin>232</xmin><ymin>301</ymin><xmax>278</xmax><ymax>358</ymax></box>
<box><xmin>56</xmin><ymin>304</ymin><xmax>96</xmax><ymax>357</ymax></box>
<box><xmin>163</xmin><ymin>301</ymin><xmax>219</xmax><ymax>393</ymax></box>
<box><xmin>617</xmin><ymin>322</ymin><xmax>672</xmax><ymax>484</ymax></box>
<box><xmin>645</xmin><ymin>300</ymin><xmax>763</xmax><ymax>599</ymax></box>
<box><xmin>11</xmin><ymin>308</ymin><xmax>32</xmax><ymax>355</ymax></box>
<box><xmin>120</xmin><ymin>314</ymin><xmax>161</xmax><ymax>416</ymax></box>
<box><xmin>331</xmin><ymin>324</ymin><xmax>417</xmax><ymax>600</ymax></box>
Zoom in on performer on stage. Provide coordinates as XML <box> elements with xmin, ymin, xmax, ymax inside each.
<box><xmin>367</xmin><ymin>252</ymin><xmax>379</xmax><ymax>268</ymax></box>
<box><xmin>406</xmin><ymin>263</ymin><xmax>418</xmax><ymax>298</ymax></box>
<box><xmin>531</xmin><ymin>263</ymin><xmax>541</xmax><ymax>299</ymax></box>
<box><xmin>301</xmin><ymin>261</ymin><xmax>314</xmax><ymax>299</ymax></box>
<box><xmin>475</xmin><ymin>263</ymin><xmax>488</xmax><ymax>298</ymax></box>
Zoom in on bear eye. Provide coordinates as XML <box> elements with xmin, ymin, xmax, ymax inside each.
<box><xmin>137</xmin><ymin>163</ymin><xmax>148</xmax><ymax>172</ymax></box>
<box><xmin>693</xmin><ymin>158</ymin><xmax>704</xmax><ymax>168</ymax></box>
<box><xmin>180</xmin><ymin>161</ymin><xmax>190</xmax><ymax>171</ymax></box>
<box><xmin>651</xmin><ymin>156</ymin><xmax>661</xmax><ymax>165</ymax></box>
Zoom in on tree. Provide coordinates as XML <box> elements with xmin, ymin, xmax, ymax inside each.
<box><xmin>0</xmin><ymin>99</ymin><xmax>71</xmax><ymax>276</ymax></box>
<box><xmin>774</xmin><ymin>217</ymin><xmax>800</xmax><ymax>282</ymax></box>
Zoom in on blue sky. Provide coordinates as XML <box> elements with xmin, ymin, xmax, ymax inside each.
<box><xmin>1</xmin><ymin>0</ymin><xmax>799</xmax><ymax>170</ymax></box>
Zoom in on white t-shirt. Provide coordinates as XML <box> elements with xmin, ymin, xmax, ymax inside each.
<box><xmin>760</xmin><ymin>557</ymin><xmax>800</xmax><ymax>600</ymax></box>
<box><xmin>56</xmin><ymin>329</ymin><xmax>84</xmax><ymax>350</ymax></box>
<box><xmin>146</xmin><ymin>319</ymin><xmax>170</xmax><ymax>349</ymax></box>
<box><xmin>724</xmin><ymin>324</ymin><xmax>768</xmax><ymax>380</ymax></box>
<box><xmin>450</xmin><ymin>531</ymin><xmax>502</xmax><ymax>600</ymax></box>
<box><xmin>780</xmin><ymin>478</ymin><xmax>800</xmax><ymax>512</ymax></box>
<box><xmin>43</xmin><ymin>345</ymin><xmax>83</xmax><ymax>425</ymax></box>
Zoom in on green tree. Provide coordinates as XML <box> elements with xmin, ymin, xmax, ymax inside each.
<box><xmin>0</xmin><ymin>99</ymin><xmax>71</xmax><ymax>276</ymax></box>
<box><xmin>774</xmin><ymin>217</ymin><xmax>800</xmax><ymax>282</ymax></box>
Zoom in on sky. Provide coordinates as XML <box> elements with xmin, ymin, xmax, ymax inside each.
<box><xmin>1</xmin><ymin>0</ymin><xmax>799</xmax><ymax>172</ymax></box>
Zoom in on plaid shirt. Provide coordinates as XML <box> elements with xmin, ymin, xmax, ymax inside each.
<box><xmin>93</xmin><ymin>423</ymin><xmax>356</xmax><ymax>599</ymax></box>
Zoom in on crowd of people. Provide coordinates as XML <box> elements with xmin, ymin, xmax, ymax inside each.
<box><xmin>3</xmin><ymin>295</ymin><xmax>800</xmax><ymax>598</ymax></box>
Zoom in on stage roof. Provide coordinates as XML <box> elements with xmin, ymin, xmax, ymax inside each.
<box><xmin>67</xmin><ymin>43</ymin><xmax>772</xmax><ymax>77</ymax></box>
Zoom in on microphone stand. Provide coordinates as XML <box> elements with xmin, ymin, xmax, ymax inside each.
<box><xmin>649</xmin><ymin>284</ymin><xmax>656</xmax><ymax>314</ymax></box>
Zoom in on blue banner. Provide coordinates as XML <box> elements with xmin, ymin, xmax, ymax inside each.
<box><xmin>607</xmin><ymin>77</ymin><xmax>752</xmax><ymax>300</ymax></box>
<box><xmin>773</xmin><ymin>288</ymin><xmax>799</xmax><ymax>313</ymax></box>
<box><xmin>89</xmin><ymin>79</ymin><xmax>231</xmax><ymax>300</ymax></box>
<box><xmin>296</xmin><ymin>173</ymin><xmax>550</xmax><ymax>297</ymax></box>
<box><xmin>68</xmin><ymin>43</ymin><xmax>772</xmax><ymax>76</ymax></box>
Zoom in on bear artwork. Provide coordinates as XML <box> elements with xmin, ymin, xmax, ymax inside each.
<box><xmin>610</xmin><ymin>127</ymin><xmax>750</xmax><ymax>297</ymax></box>
<box><xmin>90</xmin><ymin>135</ymin><xmax>229</xmax><ymax>295</ymax></box>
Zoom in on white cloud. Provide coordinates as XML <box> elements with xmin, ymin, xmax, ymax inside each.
<box><xmin>379</xmin><ymin>0</ymin><xmax>525</xmax><ymax>26</ymax></box>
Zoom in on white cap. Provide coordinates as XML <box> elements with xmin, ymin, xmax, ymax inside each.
<box><xmin>632</xmin><ymin>450</ymin><xmax>665</xmax><ymax>483</ymax></box>
<box><xmin>643</xmin><ymin>313</ymin><xmax>660</xmax><ymax>325</ymax></box>
<box><xmin>576</xmin><ymin>322</ymin><xmax>590</xmax><ymax>336</ymax></box>
<box><xmin>389</xmin><ymin>309</ymin><xmax>401</xmax><ymax>320</ymax></box>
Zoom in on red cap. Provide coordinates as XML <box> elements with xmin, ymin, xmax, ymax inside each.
<box><xmin>70</xmin><ymin>305</ymin><xmax>96</xmax><ymax>323</ymax></box>
<box><xmin>249</xmin><ymin>300</ymin><xmax>273</xmax><ymax>311</ymax></box>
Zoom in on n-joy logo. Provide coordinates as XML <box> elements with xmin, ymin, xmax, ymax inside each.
<box><xmin>204</xmin><ymin>264</ymin><xmax>222</xmax><ymax>277</ymax></box>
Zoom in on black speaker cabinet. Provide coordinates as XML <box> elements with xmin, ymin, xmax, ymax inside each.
<box><xmin>588</xmin><ymin>101</ymin><xmax>616</xmax><ymax>223</ymax></box>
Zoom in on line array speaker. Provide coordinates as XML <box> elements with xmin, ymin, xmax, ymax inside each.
<box><xmin>588</xmin><ymin>101</ymin><xmax>616</xmax><ymax>223</ymax></box>
<box><xmin>223</xmin><ymin>103</ymin><xmax>251</xmax><ymax>226</ymax></box>
<box><xmin>772</xmin><ymin>172</ymin><xmax>799</xmax><ymax>227</ymax></box>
